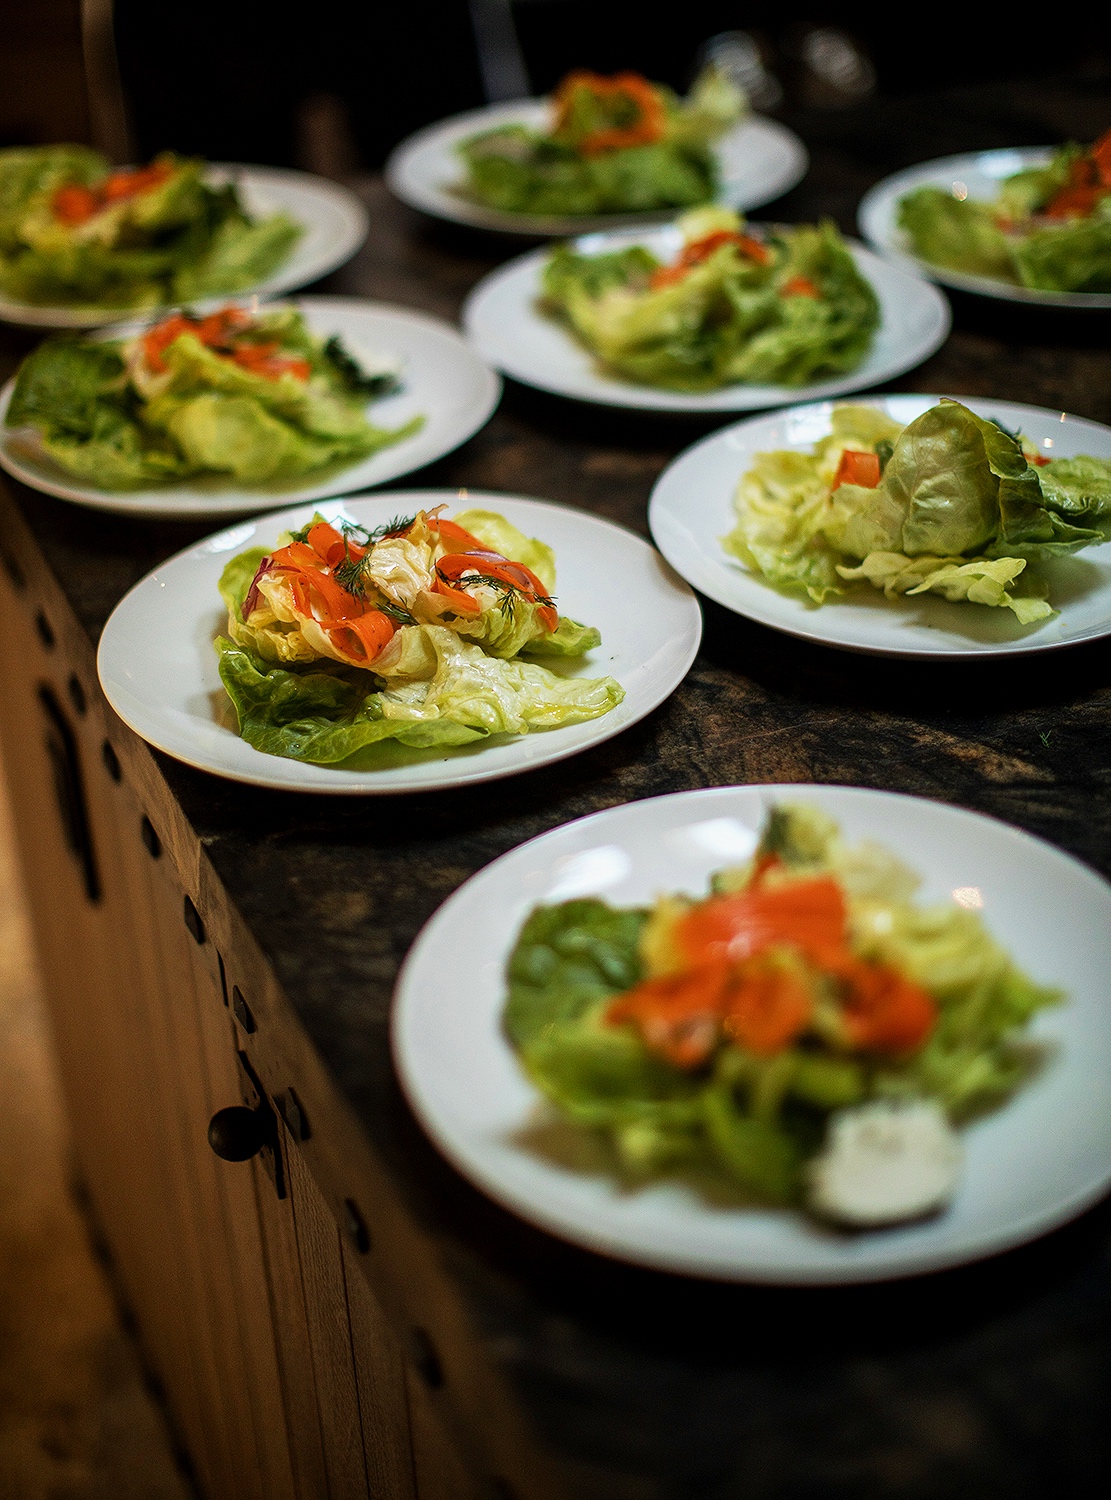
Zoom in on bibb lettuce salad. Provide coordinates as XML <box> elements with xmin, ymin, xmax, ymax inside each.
<box><xmin>504</xmin><ymin>803</ymin><xmax>1060</xmax><ymax>1226</ymax></box>
<box><xmin>541</xmin><ymin>207</ymin><xmax>879</xmax><ymax>391</ymax></box>
<box><xmin>897</xmin><ymin>131</ymin><xmax>1111</xmax><ymax>294</ymax></box>
<box><xmin>5</xmin><ymin>304</ymin><xmax>418</xmax><ymax>489</ymax></box>
<box><xmin>723</xmin><ymin>399</ymin><xmax>1111</xmax><ymax>622</ymax></box>
<box><xmin>0</xmin><ymin>145</ymin><xmax>300</xmax><ymax>309</ymax></box>
<box><xmin>217</xmin><ymin>506</ymin><xmax>624</xmax><ymax>764</ymax></box>
<box><xmin>458</xmin><ymin>67</ymin><xmax>745</xmax><ymax>218</ymax></box>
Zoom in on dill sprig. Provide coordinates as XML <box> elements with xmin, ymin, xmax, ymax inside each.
<box><xmin>332</xmin><ymin>515</ymin><xmax>419</xmax><ymax>599</ymax></box>
<box><xmin>436</xmin><ymin>566</ymin><xmax>556</xmax><ymax>618</ymax></box>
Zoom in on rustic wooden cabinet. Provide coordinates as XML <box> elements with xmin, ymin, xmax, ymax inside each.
<box><xmin>0</xmin><ymin>483</ymin><xmax>548</xmax><ymax>1500</ymax></box>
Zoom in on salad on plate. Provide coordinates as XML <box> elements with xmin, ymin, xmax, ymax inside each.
<box><xmin>457</xmin><ymin>67</ymin><xmax>745</xmax><ymax>218</ymax></box>
<box><xmin>541</xmin><ymin>206</ymin><xmax>879</xmax><ymax>391</ymax></box>
<box><xmin>217</xmin><ymin>504</ymin><xmax>624</xmax><ymax>764</ymax></box>
<box><xmin>724</xmin><ymin>398</ymin><xmax>1111</xmax><ymax>622</ymax></box>
<box><xmin>0</xmin><ymin>145</ymin><xmax>301</xmax><ymax>310</ymax></box>
<box><xmin>504</xmin><ymin>801</ymin><xmax>1060</xmax><ymax>1227</ymax></box>
<box><xmin>5</xmin><ymin>304</ymin><xmax>419</xmax><ymax>489</ymax></box>
<box><xmin>897</xmin><ymin>130</ymin><xmax>1111</xmax><ymax>294</ymax></box>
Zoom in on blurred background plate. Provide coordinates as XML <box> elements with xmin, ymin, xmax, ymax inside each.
<box><xmin>386</xmin><ymin>100</ymin><xmax>808</xmax><ymax>236</ymax></box>
<box><xmin>463</xmin><ymin>225</ymin><xmax>950</xmax><ymax>411</ymax></box>
<box><xmin>0</xmin><ymin>164</ymin><xmax>369</xmax><ymax>329</ymax></box>
<box><xmin>859</xmin><ymin>149</ymin><xmax>1111</xmax><ymax>310</ymax></box>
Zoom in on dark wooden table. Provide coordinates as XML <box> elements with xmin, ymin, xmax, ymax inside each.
<box><xmin>3</xmin><ymin>69</ymin><xmax>1111</xmax><ymax>1500</ymax></box>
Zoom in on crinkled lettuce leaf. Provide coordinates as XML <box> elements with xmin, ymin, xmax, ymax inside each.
<box><xmin>217</xmin><ymin>625</ymin><xmax>623</xmax><ymax>764</ymax></box>
<box><xmin>835</xmin><ymin>552</ymin><xmax>1054</xmax><ymax>623</ymax></box>
<box><xmin>542</xmin><ymin>220</ymin><xmax>878</xmax><ymax>391</ymax></box>
<box><xmin>723</xmin><ymin>398</ymin><xmax>1111</xmax><ymax>617</ymax></box>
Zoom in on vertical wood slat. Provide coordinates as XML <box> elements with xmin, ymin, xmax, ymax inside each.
<box><xmin>111</xmin><ymin>801</ymin><xmax>243</xmax><ymax>1499</ymax></box>
<box><xmin>282</xmin><ymin>1118</ymin><xmax>371</xmax><ymax>1499</ymax></box>
<box><xmin>191</xmin><ymin>973</ymin><xmax>300</xmax><ymax>1500</ymax></box>
<box><xmin>405</xmin><ymin>1369</ymin><xmax>483</xmax><ymax>1500</ymax></box>
<box><xmin>250</xmin><ymin>1150</ymin><xmax>333</xmax><ymax>1500</ymax></box>
<box><xmin>341</xmin><ymin>1235</ymin><xmax>418</xmax><ymax>1500</ymax></box>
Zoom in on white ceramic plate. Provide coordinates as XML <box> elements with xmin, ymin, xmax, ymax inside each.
<box><xmin>393</xmin><ymin>783</ymin><xmax>1111</xmax><ymax>1283</ymax></box>
<box><xmin>859</xmin><ymin>148</ymin><xmax>1111</xmax><ymax>310</ymax></box>
<box><xmin>96</xmin><ymin>490</ymin><xmax>701</xmax><ymax>794</ymax></box>
<box><xmin>386</xmin><ymin>99</ymin><xmax>808</xmax><ymax>236</ymax></box>
<box><xmin>649</xmin><ymin>394</ymin><xmax>1111</xmax><ymax>657</ymax></box>
<box><xmin>0</xmin><ymin>298</ymin><xmax>501</xmax><ymax>519</ymax></box>
<box><xmin>0</xmin><ymin>163</ymin><xmax>370</xmax><ymax>329</ymax></box>
<box><xmin>462</xmin><ymin>225</ymin><xmax>950</xmax><ymax>413</ymax></box>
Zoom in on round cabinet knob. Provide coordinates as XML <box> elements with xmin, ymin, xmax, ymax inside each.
<box><xmin>208</xmin><ymin>1106</ymin><xmax>267</xmax><ymax>1161</ymax></box>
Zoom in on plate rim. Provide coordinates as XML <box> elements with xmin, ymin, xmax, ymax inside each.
<box><xmin>0</xmin><ymin>296</ymin><xmax>502</xmax><ymax>518</ymax></box>
<box><xmin>0</xmin><ymin>162</ymin><xmax>370</xmax><ymax>329</ymax></box>
<box><xmin>647</xmin><ymin>391</ymin><xmax>1111</xmax><ymax>659</ymax></box>
<box><xmin>95</xmin><ymin>487</ymin><xmax>703</xmax><ymax>795</ymax></box>
<box><xmin>391</xmin><ymin>781</ymin><xmax>1111</xmax><ymax>1283</ymax></box>
<box><xmin>461</xmin><ymin>229</ymin><xmax>951</xmax><ymax>413</ymax></box>
<box><xmin>858</xmin><ymin>147</ymin><xmax>1111</xmax><ymax>310</ymax></box>
<box><xmin>385</xmin><ymin>98</ymin><xmax>809</xmax><ymax>236</ymax></box>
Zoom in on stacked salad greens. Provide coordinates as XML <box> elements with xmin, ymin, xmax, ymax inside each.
<box><xmin>0</xmin><ymin>146</ymin><xmax>301</xmax><ymax>310</ymax></box>
<box><xmin>504</xmin><ymin>803</ymin><xmax>1060</xmax><ymax>1220</ymax></box>
<box><xmin>5</xmin><ymin>305</ymin><xmax>418</xmax><ymax>489</ymax></box>
<box><xmin>458</xmin><ymin>67</ymin><xmax>744</xmax><ymax>218</ymax></box>
<box><xmin>541</xmin><ymin>207</ymin><xmax>879</xmax><ymax>390</ymax></box>
<box><xmin>723</xmin><ymin>399</ymin><xmax>1111</xmax><ymax>622</ymax></box>
<box><xmin>217</xmin><ymin>506</ymin><xmax>624</xmax><ymax>764</ymax></box>
<box><xmin>897</xmin><ymin>131</ymin><xmax>1111</xmax><ymax>294</ymax></box>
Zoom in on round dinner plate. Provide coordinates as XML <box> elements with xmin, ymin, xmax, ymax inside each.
<box><xmin>858</xmin><ymin>148</ymin><xmax>1111</xmax><ymax>310</ymax></box>
<box><xmin>648</xmin><ymin>394</ymin><xmax>1111</xmax><ymax>657</ymax></box>
<box><xmin>0</xmin><ymin>298</ymin><xmax>501</xmax><ymax>519</ymax></box>
<box><xmin>96</xmin><ymin>490</ymin><xmax>702</xmax><ymax>794</ymax></box>
<box><xmin>0</xmin><ymin>163</ymin><xmax>370</xmax><ymax>329</ymax></box>
<box><xmin>385</xmin><ymin>98</ymin><xmax>808</xmax><ymax>236</ymax></box>
<box><xmin>462</xmin><ymin>226</ymin><xmax>950</xmax><ymax>413</ymax></box>
<box><xmin>393</xmin><ymin>784</ymin><xmax>1111</xmax><ymax>1283</ymax></box>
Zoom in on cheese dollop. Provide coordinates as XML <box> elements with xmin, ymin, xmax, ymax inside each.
<box><xmin>807</xmin><ymin>1099</ymin><xmax>962</xmax><ymax>1227</ymax></box>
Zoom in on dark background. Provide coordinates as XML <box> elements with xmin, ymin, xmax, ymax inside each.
<box><xmin>32</xmin><ymin>1</ymin><xmax>1111</xmax><ymax>169</ymax></box>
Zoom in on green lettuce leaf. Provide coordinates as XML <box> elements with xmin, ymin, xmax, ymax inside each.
<box><xmin>1009</xmin><ymin>208</ymin><xmax>1111</xmax><ymax>293</ymax></box>
<box><xmin>896</xmin><ymin>185</ymin><xmax>1014</xmax><ymax>280</ymax></box>
<box><xmin>217</xmin><ymin>626</ymin><xmax>623</xmax><ymax>764</ymax></box>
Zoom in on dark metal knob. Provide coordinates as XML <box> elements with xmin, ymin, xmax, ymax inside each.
<box><xmin>208</xmin><ymin>1106</ymin><xmax>267</xmax><ymax>1161</ymax></box>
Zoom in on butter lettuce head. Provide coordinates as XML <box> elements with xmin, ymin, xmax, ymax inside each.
<box><xmin>724</xmin><ymin>398</ymin><xmax>1111</xmax><ymax>618</ymax></box>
